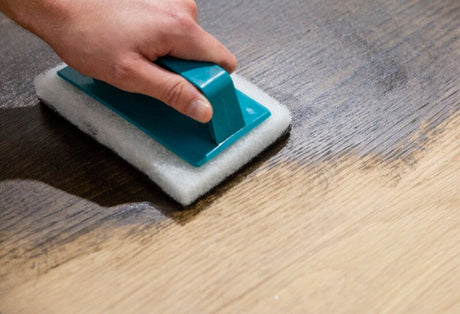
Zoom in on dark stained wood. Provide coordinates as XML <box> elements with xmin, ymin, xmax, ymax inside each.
<box><xmin>0</xmin><ymin>0</ymin><xmax>459</xmax><ymax>311</ymax></box>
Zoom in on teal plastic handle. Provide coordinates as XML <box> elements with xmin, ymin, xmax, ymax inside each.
<box><xmin>57</xmin><ymin>61</ymin><xmax>271</xmax><ymax>166</ymax></box>
<box><xmin>156</xmin><ymin>57</ymin><xmax>245</xmax><ymax>144</ymax></box>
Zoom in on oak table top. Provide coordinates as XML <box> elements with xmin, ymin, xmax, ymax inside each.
<box><xmin>1</xmin><ymin>0</ymin><xmax>459</xmax><ymax>312</ymax></box>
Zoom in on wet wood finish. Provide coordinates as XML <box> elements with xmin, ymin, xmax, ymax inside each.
<box><xmin>1</xmin><ymin>0</ymin><xmax>459</xmax><ymax>312</ymax></box>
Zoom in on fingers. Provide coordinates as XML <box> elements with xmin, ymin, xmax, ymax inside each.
<box><xmin>106</xmin><ymin>0</ymin><xmax>237</xmax><ymax>123</ymax></box>
<box><xmin>171</xmin><ymin>24</ymin><xmax>237</xmax><ymax>73</ymax></box>
<box><xmin>180</xmin><ymin>0</ymin><xmax>198</xmax><ymax>21</ymax></box>
<box><xmin>148</xmin><ymin>7</ymin><xmax>237</xmax><ymax>73</ymax></box>
<box><xmin>113</xmin><ymin>57</ymin><xmax>213</xmax><ymax>123</ymax></box>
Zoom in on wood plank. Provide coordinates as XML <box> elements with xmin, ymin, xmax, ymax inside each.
<box><xmin>0</xmin><ymin>0</ymin><xmax>459</xmax><ymax>312</ymax></box>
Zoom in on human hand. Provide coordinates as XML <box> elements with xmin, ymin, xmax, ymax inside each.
<box><xmin>2</xmin><ymin>0</ymin><xmax>237</xmax><ymax>122</ymax></box>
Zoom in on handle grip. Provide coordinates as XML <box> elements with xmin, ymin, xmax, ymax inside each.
<box><xmin>156</xmin><ymin>57</ymin><xmax>245</xmax><ymax>144</ymax></box>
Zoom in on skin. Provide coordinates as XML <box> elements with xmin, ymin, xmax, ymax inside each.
<box><xmin>0</xmin><ymin>0</ymin><xmax>237</xmax><ymax>122</ymax></box>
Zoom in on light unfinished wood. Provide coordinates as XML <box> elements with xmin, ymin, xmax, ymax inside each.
<box><xmin>1</xmin><ymin>112</ymin><xmax>459</xmax><ymax>313</ymax></box>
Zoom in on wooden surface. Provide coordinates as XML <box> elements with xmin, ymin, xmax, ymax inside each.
<box><xmin>1</xmin><ymin>0</ymin><xmax>459</xmax><ymax>312</ymax></box>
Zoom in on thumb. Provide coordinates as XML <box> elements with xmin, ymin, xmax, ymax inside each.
<box><xmin>112</xmin><ymin>58</ymin><xmax>213</xmax><ymax>123</ymax></box>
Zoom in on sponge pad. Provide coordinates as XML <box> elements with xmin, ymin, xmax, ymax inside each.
<box><xmin>34</xmin><ymin>64</ymin><xmax>291</xmax><ymax>205</ymax></box>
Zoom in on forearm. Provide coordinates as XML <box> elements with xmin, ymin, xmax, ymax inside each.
<box><xmin>0</xmin><ymin>0</ymin><xmax>72</xmax><ymax>41</ymax></box>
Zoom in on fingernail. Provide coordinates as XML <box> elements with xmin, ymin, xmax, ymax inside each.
<box><xmin>186</xmin><ymin>97</ymin><xmax>212</xmax><ymax>123</ymax></box>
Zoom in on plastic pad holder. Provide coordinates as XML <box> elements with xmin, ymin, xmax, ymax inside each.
<box><xmin>57</xmin><ymin>58</ymin><xmax>271</xmax><ymax>167</ymax></box>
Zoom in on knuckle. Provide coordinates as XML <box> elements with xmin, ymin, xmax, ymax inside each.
<box><xmin>112</xmin><ymin>59</ymin><xmax>135</xmax><ymax>84</ymax></box>
<box><xmin>161</xmin><ymin>79</ymin><xmax>188</xmax><ymax>110</ymax></box>
<box><xmin>185</xmin><ymin>0</ymin><xmax>198</xmax><ymax>18</ymax></box>
<box><xmin>177</xmin><ymin>15</ymin><xmax>195</xmax><ymax>30</ymax></box>
<box><xmin>166</xmin><ymin>8</ymin><xmax>196</xmax><ymax>31</ymax></box>
<box><xmin>176</xmin><ymin>0</ymin><xmax>197</xmax><ymax>14</ymax></box>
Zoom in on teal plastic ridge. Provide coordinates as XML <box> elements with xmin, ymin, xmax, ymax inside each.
<box><xmin>57</xmin><ymin>58</ymin><xmax>271</xmax><ymax>167</ymax></box>
<box><xmin>157</xmin><ymin>57</ymin><xmax>245</xmax><ymax>143</ymax></box>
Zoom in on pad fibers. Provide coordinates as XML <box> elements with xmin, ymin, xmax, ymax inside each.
<box><xmin>34</xmin><ymin>64</ymin><xmax>292</xmax><ymax>205</ymax></box>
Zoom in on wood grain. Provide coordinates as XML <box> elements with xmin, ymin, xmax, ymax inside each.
<box><xmin>0</xmin><ymin>0</ymin><xmax>459</xmax><ymax>312</ymax></box>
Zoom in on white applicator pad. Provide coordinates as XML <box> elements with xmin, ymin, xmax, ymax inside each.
<box><xmin>34</xmin><ymin>64</ymin><xmax>291</xmax><ymax>205</ymax></box>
